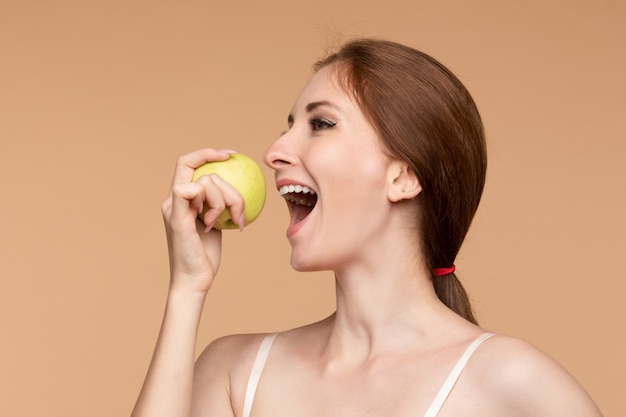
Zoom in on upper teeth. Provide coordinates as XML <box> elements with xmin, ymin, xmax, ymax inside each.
<box><xmin>279</xmin><ymin>185</ymin><xmax>316</xmax><ymax>196</ymax></box>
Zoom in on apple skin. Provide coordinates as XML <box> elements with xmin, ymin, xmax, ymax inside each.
<box><xmin>191</xmin><ymin>153</ymin><xmax>266</xmax><ymax>229</ymax></box>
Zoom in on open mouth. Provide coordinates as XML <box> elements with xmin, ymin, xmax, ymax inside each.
<box><xmin>279</xmin><ymin>184</ymin><xmax>317</xmax><ymax>226</ymax></box>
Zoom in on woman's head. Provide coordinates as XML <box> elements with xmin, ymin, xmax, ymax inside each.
<box><xmin>264</xmin><ymin>64</ymin><xmax>398</xmax><ymax>273</ymax></box>
<box><xmin>315</xmin><ymin>39</ymin><xmax>487</xmax><ymax>322</ymax></box>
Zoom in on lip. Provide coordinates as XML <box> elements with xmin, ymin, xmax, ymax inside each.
<box><xmin>286</xmin><ymin>215</ymin><xmax>308</xmax><ymax>238</ymax></box>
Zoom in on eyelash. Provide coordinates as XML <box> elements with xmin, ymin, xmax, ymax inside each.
<box><xmin>310</xmin><ymin>118</ymin><xmax>336</xmax><ymax>131</ymax></box>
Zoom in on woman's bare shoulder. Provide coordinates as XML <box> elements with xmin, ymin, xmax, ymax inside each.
<box><xmin>470</xmin><ymin>333</ymin><xmax>603</xmax><ymax>416</ymax></box>
<box><xmin>192</xmin><ymin>333</ymin><xmax>275</xmax><ymax>417</ymax></box>
<box><xmin>199</xmin><ymin>333</ymin><xmax>267</xmax><ymax>360</ymax></box>
<box><xmin>195</xmin><ymin>332</ymin><xmax>273</xmax><ymax>385</ymax></box>
<box><xmin>195</xmin><ymin>316</ymin><xmax>330</xmax><ymax>370</ymax></box>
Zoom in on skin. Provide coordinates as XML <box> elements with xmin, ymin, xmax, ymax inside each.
<box><xmin>132</xmin><ymin>65</ymin><xmax>603</xmax><ymax>417</ymax></box>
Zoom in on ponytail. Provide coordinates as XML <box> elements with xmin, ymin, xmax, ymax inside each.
<box><xmin>432</xmin><ymin>273</ymin><xmax>477</xmax><ymax>324</ymax></box>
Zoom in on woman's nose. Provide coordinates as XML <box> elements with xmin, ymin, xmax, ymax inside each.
<box><xmin>263</xmin><ymin>134</ymin><xmax>296</xmax><ymax>170</ymax></box>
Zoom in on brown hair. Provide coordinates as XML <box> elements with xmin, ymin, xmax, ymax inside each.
<box><xmin>315</xmin><ymin>39</ymin><xmax>487</xmax><ymax>324</ymax></box>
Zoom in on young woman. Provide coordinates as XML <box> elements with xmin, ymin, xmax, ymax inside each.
<box><xmin>132</xmin><ymin>39</ymin><xmax>603</xmax><ymax>417</ymax></box>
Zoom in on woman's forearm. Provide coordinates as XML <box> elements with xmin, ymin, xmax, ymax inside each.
<box><xmin>131</xmin><ymin>287</ymin><xmax>207</xmax><ymax>417</ymax></box>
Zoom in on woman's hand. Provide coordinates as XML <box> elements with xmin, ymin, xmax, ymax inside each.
<box><xmin>161</xmin><ymin>148</ymin><xmax>245</xmax><ymax>294</ymax></box>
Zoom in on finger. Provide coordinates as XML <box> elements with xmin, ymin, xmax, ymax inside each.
<box><xmin>169</xmin><ymin>182</ymin><xmax>208</xmax><ymax>221</ymax></box>
<box><xmin>203</xmin><ymin>174</ymin><xmax>246</xmax><ymax>230</ymax></box>
<box><xmin>170</xmin><ymin>148</ymin><xmax>236</xmax><ymax>188</ymax></box>
<box><xmin>195</xmin><ymin>175</ymin><xmax>228</xmax><ymax>228</ymax></box>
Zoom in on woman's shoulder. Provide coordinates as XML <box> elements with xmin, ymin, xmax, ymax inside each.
<box><xmin>475</xmin><ymin>333</ymin><xmax>580</xmax><ymax>388</ymax></box>
<box><xmin>193</xmin><ymin>332</ymin><xmax>277</xmax><ymax>416</ymax></box>
<box><xmin>196</xmin><ymin>332</ymin><xmax>272</xmax><ymax>375</ymax></box>
<box><xmin>195</xmin><ymin>317</ymin><xmax>330</xmax><ymax>381</ymax></box>
<box><xmin>468</xmin><ymin>333</ymin><xmax>602</xmax><ymax>416</ymax></box>
<box><xmin>197</xmin><ymin>315</ymin><xmax>328</xmax><ymax>363</ymax></box>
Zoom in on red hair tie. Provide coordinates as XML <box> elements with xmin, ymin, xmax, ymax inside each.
<box><xmin>433</xmin><ymin>265</ymin><xmax>456</xmax><ymax>277</ymax></box>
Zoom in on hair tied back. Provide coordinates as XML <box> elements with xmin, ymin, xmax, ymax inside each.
<box><xmin>433</xmin><ymin>265</ymin><xmax>456</xmax><ymax>277</ymax></box>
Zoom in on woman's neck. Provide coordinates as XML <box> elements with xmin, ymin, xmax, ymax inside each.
<box><xmin>320</xmin><ymin>257</ymin><xmax>454</xmax><ymax>364</ymax></box>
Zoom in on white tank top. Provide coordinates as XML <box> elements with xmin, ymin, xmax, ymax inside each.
<box><xmin>242</xmin><ymin>332</ymin><xmax>496</xmax><ymax>417</ymax></box>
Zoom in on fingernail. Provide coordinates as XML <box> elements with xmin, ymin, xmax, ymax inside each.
<box><xmin>239</xmin><ymin>214</ymin><xmax>245</xmax><ymax>232</ymax></box>
<box><xmin>204</xmin><ymin>221</ymin><xmax>216</xmax><ymax>233</ymax></box>
<box><xmin>219</xmin><ymin>149</ymin><xmax>238</xmax><ymax>154</ymax></box>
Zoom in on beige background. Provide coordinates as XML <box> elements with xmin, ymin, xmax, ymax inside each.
<box><xmin>1</xmin><ymin>1</ymin><xmax>624</xmax><ymax>416</ymax></box>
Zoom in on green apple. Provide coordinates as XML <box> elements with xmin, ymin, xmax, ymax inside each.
<box><xmin>192</xmin><ymin>153</ymin><xmax>266</xmax><ymax>229</ymax></box>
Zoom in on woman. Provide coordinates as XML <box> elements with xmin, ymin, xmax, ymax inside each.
<box><xmin>132</xmin><ymin>39</ymin><xmax>602</xmax><ymax>417</ymax></box>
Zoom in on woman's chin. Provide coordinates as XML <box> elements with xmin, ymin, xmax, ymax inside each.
<box><xmin>289</xmin><ymin>254</ymin><xmax>323</xmax><ymax>272</ymax></box>
<box><xmin>289</xmin><ymin>257</ymin><xmax>311</xmax><ymax>272</ymax></box>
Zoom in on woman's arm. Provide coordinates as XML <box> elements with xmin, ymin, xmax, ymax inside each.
<box><xmin>131</xmin><ymin>148</ymin><xmax>245</xmax><ymax>417</ymax></box>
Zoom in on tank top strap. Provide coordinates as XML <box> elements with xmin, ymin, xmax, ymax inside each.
<box><xmin>242</xmin><ymin>333</ymin><xmax>279</xmax><ymax>417</ymax></box>
<box><xmin>422</xmin><ymin>333</ymin><xmax>496</xmax><ymax>417</ymax></box>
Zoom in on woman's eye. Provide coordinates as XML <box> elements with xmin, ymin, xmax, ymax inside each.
<box><xmin>310</xmin><ymin>118</ymin><xmax>336</xmax><ymax>131</ymax></box>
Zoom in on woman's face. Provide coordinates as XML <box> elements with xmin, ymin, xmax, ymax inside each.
<box><xmin>264</xmin><ymin>65</ymin><xmax>396</xmax><ymax>272</ymax></box>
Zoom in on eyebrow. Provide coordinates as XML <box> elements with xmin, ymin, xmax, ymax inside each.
<box><xmin>306</xmin><ymin>100</ymin><xmax>339</xmax><ymax>113</ymax></box>
<box><xmin>287</xmin><ymin>100</ymin><xmax>340</xmax><ymax>126</ymax></box>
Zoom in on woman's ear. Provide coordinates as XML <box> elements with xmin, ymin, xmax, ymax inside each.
<box><xmin>387</xmin><ymin>160</ymin><xmax>422</xmax><ymax>202</ymax></box>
